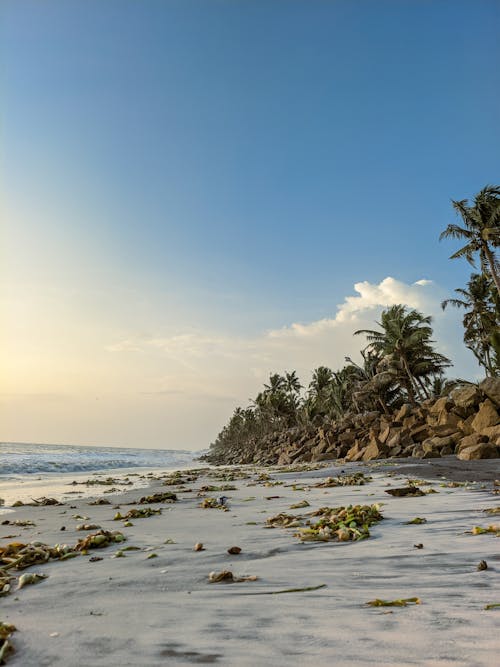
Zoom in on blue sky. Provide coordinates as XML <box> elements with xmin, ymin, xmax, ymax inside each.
<box><xmin>2</xmin><ymin>1</ymin><xmax>499</xmax><ymax>448</ymax></box>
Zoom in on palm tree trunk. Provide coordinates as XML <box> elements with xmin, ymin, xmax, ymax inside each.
<box><xmin>483</xmin><ymin>244</ymin><xmax>500</xmax><ymax>297</ymax></box>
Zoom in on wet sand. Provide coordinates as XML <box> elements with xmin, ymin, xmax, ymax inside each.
<box><xmin>1</xmin><ymin>458</ymin><xmax>499</xmax><ymax>666</ymax></box>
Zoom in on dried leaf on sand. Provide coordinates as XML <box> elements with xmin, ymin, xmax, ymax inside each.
<box><xmin>366</xmin><ymin>597</ymin><xmax>421</xmax><ymax>607</ymax></box>
<box><xmin>0</xmin><ymin>622</ymin><xmax>16</xmax><ymax>664</ymax></box>
<box><xmin>208</xmin><ymin>570</ymin><xmax>257</xmax><ymax>583</ymax></box>
<box><xmin>314</xmin><ymin>473</ymin><xmax>371</xmax><ymax>488</ymax></box>
<box><xmin>385</xmin><ymin>487</ymin><xmax>425</xmax><ymax>497</ymax></box>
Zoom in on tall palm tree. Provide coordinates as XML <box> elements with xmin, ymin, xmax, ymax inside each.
<box><xmin>442</xmin><ymin>273</ymin><xmax>499</xmax><ymax>375</ymax></box>
<box><xmin>308</xmin><ymin>366</ymin><xmax>334</xmax><ymax>398</ymax></box>
<box><xmin>354</xmin><ymin>305</ymin><xmax>451</xmax><ymax>404</ymax></box>
<box><xmin>440</xmin><ymin>185</ymin><xmax>500</xmax><ymax>296</ymax></box>
<box><xmin>284</xmin><ymin>370</ymin><xmax>302</xmax><ymax>395</ymax></box>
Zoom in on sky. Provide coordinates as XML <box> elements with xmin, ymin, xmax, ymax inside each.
<box><xmin>1</xmin><ymin>0</ymin><xmax>499</xmax><ymax>450</ymax></box>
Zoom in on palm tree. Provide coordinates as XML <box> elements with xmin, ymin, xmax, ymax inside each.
<box><xmin>284</xmin><ymin>370</ymin><xmax>302</xmax><ymax>395</ymax></box>
<box><xmin>308</xmin><ymin>366</ymin><xmax>334</xmax><ymax>398</ymax></box>
<box><xmin>442</xmin><ymin>273</ymin><xmax>499</xmax><ymax>375</ymax></box>
<box><xmin>355</xmin><ymin>305</ymin><xmax>451</xmax><ymax>404</ymax></box>
<box><xmin>440</xmin><ymin>185</ymin><xmax>500</xmax><ymax>296</ymax></box>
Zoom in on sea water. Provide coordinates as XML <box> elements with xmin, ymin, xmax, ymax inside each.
<box><xmin>0</xmin><ymin>442</ymin><xmax>202</xmax><ymax>507</ymax></box>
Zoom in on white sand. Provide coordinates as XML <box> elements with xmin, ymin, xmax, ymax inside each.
<box><xmin>1</xmin><ymin>462</ymin><xmax>499</xmax><ymax>666</ymax></box>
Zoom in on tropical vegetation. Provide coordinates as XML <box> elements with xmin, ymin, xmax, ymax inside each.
<box><xmin>209</xmin><ymin>185</ymin><xmax>500</xmax><ymax>458</ymax></box>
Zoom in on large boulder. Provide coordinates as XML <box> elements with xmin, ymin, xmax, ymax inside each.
<box><xmin>456</xmin><ymin>433</ymin><xmax>488</xmax><ymax>454</ymax></box>
<box><xmin>457</xmin><ymin>442</ymin><xmax>499</xmax><ymax>460</ymax></box>
<box><xmin>479</xmin><ymin>377</ymin><xmax>500</xmax><ymax>408</ymax></box>
<box><xmin>479</xmin><ymin>424</ymin><xmax>500</xmax><ymax>445</ymax></box>
<box><xmin>471</xmin><ymin>399</ymin><xmax>500</xmax><ymax>432</ymax></box>
<box><xmin>362</xmin><ymin>441</ymin><xmax>388</xmax><ymax>461</ymax></box>
<box><xmin>451</xmin><ymin>384</ymin><xmax>482</xmax><ymax>411</ymax></box>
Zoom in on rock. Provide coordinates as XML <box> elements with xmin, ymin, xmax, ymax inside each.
<box><xmin>479</xmin><ymin>424</ymin><xmax>500</xmax><ymax>445</ymax></box>
<box><xmin>479</xmin><ymin>377</ymin><xmax>500</xmax><ymax>408</ymax></box>
<box><xmin>456</xmin><ymin>433</ymin><xmax>488</xmax><ymax>454</ymax></box>
<box><xmin>471</xmin><ymin>399</ymin><xmax>500</xmax><ymax>432</ymax></box>
<box><xmin>362</xmin><ymin>441</ymin><xmax>388</xmax><ymax>461</ymax></box>
<box><xmin>451</xmin><ymin>384</ymin><xmax>481</xmax><ymax>410</ymax></box>
<box><xmin>410</xmin><ymin>424</ymin><xmax>433</xmax><ymax>443</ymax></box>
<box><xmin>345</xmin><ymin>441</ymin><xmax>362</xmax><ymax>461</ymax></box>
<box><xmin>395</xmin><ymin>404</ymin><xmax>413</xmax><ymax>421</ymax></box>
<box><xmin>277</xmin><ymin>452</ymin><xmax>291</xmax><ymax>466</ymax></box>
<box><xmin>457</xmin><ymin>442</ymin><xmax>499</xmax><ymax>460</ymax></box>
<box><xmin>386</xmin><ymin>428</ymin><xmax>402</xmax><ymax>448</ymax></box>
<box><xmin>429</xmin><ymin>397</ymin><xmax>454</xmax><ymax>414</ymax></box>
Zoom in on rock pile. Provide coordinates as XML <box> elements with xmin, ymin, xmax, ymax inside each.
<box><xmin>205</xmin><ymin>378</ymin><xmax>500</xmax><ymax>466</ymax></box>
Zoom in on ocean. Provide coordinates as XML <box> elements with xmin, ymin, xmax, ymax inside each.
<box><xmin>0</xmin><ymin>442</ymin><xmax>203</xmax><ymax>507</ymax></box>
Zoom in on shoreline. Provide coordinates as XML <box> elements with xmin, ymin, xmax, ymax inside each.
<box><xmin>1</xmin><ymin>458</ymin><xmax>499</xmax><ymax>666</ymax></box>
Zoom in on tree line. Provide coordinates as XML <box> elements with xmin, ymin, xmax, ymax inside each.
<box><xmin>210</xmin><ymin>185</ymin><xmax>500</xmax><ymax>455</ymax></box>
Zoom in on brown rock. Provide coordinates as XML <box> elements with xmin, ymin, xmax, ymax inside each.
<box><xmin>457</xmin><ymin>442</ymin><xmax>499</xmax><ymax>460</ymax></box>
<box><xmin>456</xmin><ymin>433</ymin><xmax>488</xmax><ymax>454</ymax></box>
<box><xmin>410</xmin><ymin>424</ymin><xmax>433</xmax><ymax>443</ymax></box>
<box><xmin>471</xmin><ymin>399</ymin><xmax>500</xmax><ymax>432</ymax></box>
<box><xmin>479</xmin><ymin>424</ymin><xmax>500</xmax><ymax>445</ymax></box>
<box><xmin>386</xmin><ymin>428</ymin><xmax>402</xmax><ymax>448</ymax></box>
<box><xmin>345</xmin><ymin>441</ymin><xmax>362</xmax><ymax>461</ymax></box>
<box><xmin>429</xmin><ymin>397</ymin><xmax>454</xmax><ymax>414</ymax></box>
<box><xmin>451</xmin><ymin>384</ymin><xmax>481</xmax><ymax>410</ymax></box>
<box><xmin>479</xmin><ymin>376</ymin><xmax>500</xmax><ymax>408</ymax></box>
<box><xmin>362</xmin><ymin>441</ymin><xmax>388</xmax><ymax>461</ymax></box>
<box><xmin>395</xmin><ymin>403</ymin><xmax>413</xmax><ymax>421</ymax></box>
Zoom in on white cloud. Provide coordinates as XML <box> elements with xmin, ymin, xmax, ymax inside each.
<box><xmin>107</xmin><ymin>276</ymin><xmax>479</xmax><ymax>405</ymax></box>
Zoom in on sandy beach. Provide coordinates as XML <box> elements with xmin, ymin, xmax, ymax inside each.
<box><xmin>1</xmin><ymin>458</ymin><xmax>499</xmax><ymax>666</ymax></box>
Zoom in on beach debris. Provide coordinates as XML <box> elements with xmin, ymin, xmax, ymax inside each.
<box><xmin>0</xmin><ymin>573</ymin><xmax>11</xmax><ymax>597</ymax></box>
<box><xmin>477</xmin><ymin>560</ymin><xmax>488</xmax><ymax>571</ymax></box>
<box><xmin>198</xmin><ymin>497</ymin><xmax>229</xmax><ymax>511</ymax></box>
<box><xmin>314</xmin><ymin>473</ymin><xmax>372</xmax><ymax>488</ymax></box>
<box><xmin>1</xmin><ymin>520</ymin><xmax>36</xmax><ymax>528</ymax></box>
<box><xmin>385</xmin><ymin>486</ymin><xmax>425</xmax><ymax>497</ymax></box>
<box><xmin>16</xmin><ymin>572</ymin><xmax>48</xmax><ymax>590</ymax></box>
<box><xmin>365</xmin><ymin>597</ymin><xmax>421</xmax><ymax>607</ymax></box>
<box><xmin>137</xmin><ymin>492</ymin><xmax>177</xmax><ymax>504</ymax></box>
<box><xmin>164</xmin><ymin>538</ymin><xmax>176</xmax><ymax>544</ymax></box>
<box><xmin>484</xmin><ymin>506</ymin><xmax>500</xmax><ymax>515</ymax></box>
<box><xmin>289</xmin><ymin>500</ymin><xmax>310</xmax><ymax>509</ymax></box>
<box><xmin>0</xmin><ymin>622</ymin><xmax>16</xmax><ymax>664</ymax></box>
<box><xmin>0</xmin><ymin>541</ymin><xmax>76</xmax><ymax>571</ymax></box>
<box><xmin>88</xmin><ymin>498</ymin><xmax>111</xmax><ymax>506</ymax></box>
<box><xmin>405</xmin><ymin>517</ymin><xmax>427</xmax><ymax>525</ymax></box>
<box><xmin>265</xmin><ymin>496</ymin><xmax>281</xmax><ymax>500</ymax></box>
<box><xmin>88</xmin><ymin>556</ymin><xmax>103</xmax><ymax>562</ymax></box>
<box><xmin>197</xmin><ymin>485</ymin><xmax>237</xmax><ymax>495</ymax></box>
<box><xmin>146</xmin><ymin>553</ymin><xmax>158</xmax><ymax>559</ymax></box>
<box><xmin>297</xmin><ymin>504</ymin><xmax>383</xmax><ymax>543</ymax></box>
<box><xmin>208</xmin><ymin>570</ymin><xmax>257</xmax><ymax>583</ymax></box>
<box><xmin>75</xmin><ymin>530</ymin><xmax>126</xmax><ymax>551</ymax></box>
<box><xmin>227</xmin><ymin>546</ymin><xmax>241</xmax><ymax>555</ymax></box>
<box><xmin>30</xmin><ymin>497</ymin><xmax>63</xmax><ymax>506</ymax></box>
<box><xmin>113</xmin><ymin>508</ymin><xmax>162</xmax><ymax>520</ymax></box>
<box><xmin>484</xmin><ymin>603</ymin><xmax>500</xmax><ymax>610</ymax></box>
<box><xmin>414</xmin><ymin>544</ymin><xmax>424</xmax><ymax>549</ymax></box>
<box><xmin>72</xmin><ymin>514</ymin><xmax>89</xmax><ymax>520</ymax></box>
<box><xmin>266</xmin><ymin>513</ymin><xmax>305</xmax><ymax>529</ymax></box>
<box><xmin>470</xmin><ymin>525</ymin><xmax>500</xmax><ymax>536</ymax></box>
<box><xmin>238</xmin><ymin>584</ymin><xmax>327</xmax><ymax>596</ymax></box>
<box><xmin>76</xmin><ymin>524</ymin><xmax>101</xmax><ymax>531</ymax></box>
<box><xmin>193</xmin><ymin>543</ymin><xmax>205</xmax><ymax>551</ymax></box>
<box><xmin>72</xmin><ymin>476</ymin><xmax>132</xmax><ymax>487</ymax></box>
<box><xmin>11</xmin><ymin>497</ymin><xmax>63</xmax><ymax>507</ymax></box>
